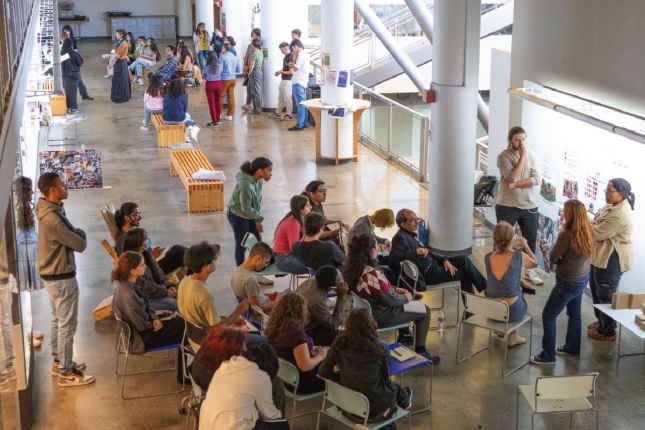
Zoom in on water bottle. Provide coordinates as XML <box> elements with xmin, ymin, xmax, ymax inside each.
<box><xmin>438</xmin><ymin>311</ymin><xmax>445</xmax><ymax>333</ymax></box>
<box><xmin>477</xmin><ymin>426</ymin><xmax>483</xmax><ymax>430</ymax></box>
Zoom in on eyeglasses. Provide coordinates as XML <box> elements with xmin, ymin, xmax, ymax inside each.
<box><xmin>262</xmin><ymin>256</ymin><xmax>271</xmax><ymax>266</ymax></box>
<box><xmin>604</xmin><ymin>189</ymin><xmax>617</xmax><ymax>195</ymax></box>
<box><xmin>317</xmin><ymin>189</ymin><xmax>327</xmax><ymax>194</ymax></box>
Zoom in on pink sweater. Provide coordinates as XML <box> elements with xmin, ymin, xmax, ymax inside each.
<box><xmin>144</xmin><ymin>92</ymin><xmax>163</xmax><ymax>111</ymax></box>
<box><xmin>274</xmin><ymin>215</ymin><xmax>301</xmax><ymax>254</ymax></box>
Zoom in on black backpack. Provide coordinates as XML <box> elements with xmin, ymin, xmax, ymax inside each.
<box><xmin>474</xmin><ymin>175</ymin><xmax>499</xmax><ymax>206</ymax></box>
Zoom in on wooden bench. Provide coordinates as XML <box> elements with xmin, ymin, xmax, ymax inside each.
<box><xmin>170</xmin><ymin>149</ymin><xmax>224</xmax><ymax>212</ymax></box>
<box><xmin>129</xmin><ymin>67</ymin><xmax>149</xmax><ymax>82</ymax></box>
<box><xmin>150</xmin><ymin>113</ymin><xmax>186</xmax><ymax>148</ymax></box>
<box><xmin>42</xmin><ymin>81</ymin><xmax>68</xmax><ymax>116</ymax></box>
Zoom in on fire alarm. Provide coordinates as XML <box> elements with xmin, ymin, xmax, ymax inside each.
<box><xmin>425</xmin><ymin>89</ymin><xmax>436</xmax><ymax>103</ymax></box>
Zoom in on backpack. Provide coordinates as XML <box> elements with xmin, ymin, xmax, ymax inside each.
<box><xmin>474</xmin><ymin>175</ymin><xmax>499</xmax><ymax>206</ymax></box>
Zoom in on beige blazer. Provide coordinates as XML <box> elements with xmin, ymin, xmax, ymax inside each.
<box><xmin>591</xmin><ymin>199</ymin><xmax>633</xmax><ymax>271</ymax></box>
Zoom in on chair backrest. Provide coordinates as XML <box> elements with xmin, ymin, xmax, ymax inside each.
<box><xmin>351</xmin><ymin>294</ymin><xmax>372</xmax><ymax>314</ymax></box>
<box><xmin>277</xmin><ymin>358</ymin><xmax>300</xmax><ymax>392</ymax></box>
<box><xmin>101</xmin><ymin>204</ymin><xmax>118</xmax><ymax>244</ymax></box>
<box><xmin>400</xmin><ymin>260</ymin><xmax>419</xmax><ymax>281</ymax></box>
<box><xmin>101</xmin><ymin>239</ymin><xmax>118</xmax><ymax>266</ymax></box>
<box><xmin>241</xmin><ymin>232</ymin><xmax>258</xmax><ymax>254</ymax></box>
<box><xmin>320</xmin><ymin>377</ymin><xmax>370</xmax><ymax>421</ymax></box>
<box><xmin>462</xmin><ymin>292</ymin><xmax>509</xmax><ymax>322</ymax></box>
<box><xmin>339</xmin><ymin>231</ymin><xmax>349</xmax><ymax>254</ymax></box>
<box><xmin>114</xmin><ymin>313</ymin><xmax>132</xmax><ymax>352</ymax></box>
<box><xmin>185</xmin><ymin>319</ymin><xmax>209</xmax><ymax>346</ymax></box>
<box><xmin>535</xmin><ymin>373</ymin><xmax>598</xmax><ymax>400</ymax></box>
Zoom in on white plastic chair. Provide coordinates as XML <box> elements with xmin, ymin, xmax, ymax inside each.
<box><xmin>316</xmin><ymin>377</ymin><xmax>410</xmax><ymax>430</ymax></box>
<box><xmin>352</xmin><ymin>294</ymin><xmax>416</xmax><ymax>350</ymax></box>
<box><xmin>516</xmin><ymin>373</ymin><xmax>599</xmax><ymax>430</ymax></box>
<box><xmin>455</xmin><ymin>292</ymin><xmax>532</xmax><ymax>378</ymax></box>
<box><xmin>277</xmin><ymin>358</ymin><xmax>325</xmax><ymax>428</ymax></box>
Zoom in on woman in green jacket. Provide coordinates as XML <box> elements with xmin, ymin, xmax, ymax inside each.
<box><xmin>227</xmin><ymin>157</ymin><xmax>273</xmax><ymax>266</ymax></box>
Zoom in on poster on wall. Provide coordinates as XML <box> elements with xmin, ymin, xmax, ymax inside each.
<box><xmin>39</xmin><ymin>150</ymin><xmax>103</xmax><ymax>189</ymax></box>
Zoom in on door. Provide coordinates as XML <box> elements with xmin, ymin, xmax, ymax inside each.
<box><xmin>191</xmin><ymin>5</ymin><xmax>221</xmax><ymax>31</ymax></box>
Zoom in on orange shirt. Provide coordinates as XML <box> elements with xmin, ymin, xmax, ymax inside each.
<box><xmin>115</xmin><ymin>40</ymin><xmax>128</xmax><ymax>59</ymax></box>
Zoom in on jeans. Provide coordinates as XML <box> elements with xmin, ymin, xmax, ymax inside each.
<box><xmin>495</xmin><ymin>205</ymin><xmax>539</xmax><ymax>254</ymax></box>
<box><xmin>293</xmin><ymin>83</ymin><xmax>307</xmax><ymax>128</ymax></box>
<box><xmin>198</xmin><ymin>50</ymin><xmax>208</xmax><ymax>70</ymax></box>
<box><xmin>276</xmin><ymin>80</ymin><xmax>293</xmax><ymax>115</ymax></box>
<box><xmin>590</xmin><ymin>251</ymin><xmax>622</xmax><ymax>336</ymax></box>
<box><xmin>508</xmin><ymin>295</ymin><xmax>528</xmax><ymax>323</ymax></box>
<box><xmin>129</xmin><ymin>57</ymin><xmax>156</xmax><ymax>77</ymax></box>
<box><xmin>221</xmin><ymin>79</ymin><xmax>236</xmax><ymax>116</ymax></box>
<box><xmin>373</xmin><ymin>303</ymin><xmax>431</xmax><ymax>348</ymax></box>
<box><xmin>540</xmin><ymin>273</ymin><xmax>589</xmax><ymax>361</ymax></box>
<box><xmin>45</xmin><ymin>277</ymin><xmax>79</xmax><ymax>373</ymax></box>
<box><xmin>0</xmin><ymin>283</ymin><xmax>14</xmax><ymax>379</ymax></box>
<box><xmin>143</xmin><ymin>105</ymin><xmax>163</xmax><ymax>127</ymax></box>
<box><xmin>205</xmin><ymin>80</ymin><xmax>223</xmax><ymax>122</ymax></box>
<box><xmin>149</xmin><ymin>296</ymin><xmax>178</xmax><ymax>312</ymax></box>
<box><xmin>227</xmin><ymin>210</ymin><xmax>261</xmax><ymax>266</ymax></box>
<box><xmin>250</xmin><ymin>69</ymin><xmax>263</xmax><ymax>113</ymax></box>
<box><xmin>425</xmin><ymin>255</ymin><xmax>488</xmax><ymax>299</ymax></box>
<box><xmin>274</xmin><ymin>252</ymin><xmax>308</xmax><ymax>275</ymax></box>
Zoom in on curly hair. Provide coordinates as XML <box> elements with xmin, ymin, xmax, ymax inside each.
<box><xmin>198</xmin><ymin>325</ymin><xmax>248</xmax><ymax>375</ymax></box>
<box><xmin>372</xmin><ymin>208</ymin><xmax>395</xmax><ymax>229</ymax></box>
<box><xmin>335</xmin><ymin>308</ymin><xmax>383</xmax><ymax>355</ymax></box>
<box><xmin>166</xmin><ymin>79</ymin><xmax>187</xmax><ymax>99</ymax></box>
<box><xmin>110</xmin><ymin>251</ymin><xmax>143</xmax><ymax>283</ymax></box>
<box><xmin>14</xmin><ymin>177</ymin><xmax>35</xmax><ymax>231</ymax></box>
<box><xmin>242</xmin><ymin>343</ymin><xmax>279</xmax><ymax>380</ymax></box>
<box><xmin>341</xmin><ymin>234</ymin><xmax>378</xmax><ymax>290</ymax></box>
<box><xmin>263</xmin><ymin>293</ymin><xmax>309</xmax><ymax>340</ymax></box>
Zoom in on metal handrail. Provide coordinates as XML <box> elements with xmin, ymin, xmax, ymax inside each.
<box><xmin>354</xmin><ymin>83</ymin><xmax>428</xmax><ymax>119</ymax></box>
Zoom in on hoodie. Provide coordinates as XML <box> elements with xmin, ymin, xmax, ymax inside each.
<box><xmin>227</xmin><ymin>172</ymin><xmax>264</xmax><ymax>222</ymax></box>
<box><xmin>35</xmin><ymin>199</ymin><xmax>87</xmax><ymax>280</ymax></box>
<box><xmin>199</xmin><ymin>356</ymin><xmax>281</xmax><ymax>430</ymax></box>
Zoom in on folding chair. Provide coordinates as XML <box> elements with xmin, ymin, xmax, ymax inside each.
<box><xmin>397</xmin><ymin>260</ymin><xmax>460</xmax><ymax>329</ymax></box>
<box><xmin>455</xmin><ymin>292</ymin><xmax>532</xmax><ymax>378</ymax></box>
<box><xmin>316</xmin><ymin>377</ymin><xmax>410</xmax><ymax>430</ymax></box>
<box><xmin>101</xmin><ymin>204</ymin><xmax>118</xmax><ymax>244</ymax></box>
<box><xmin>352</xmin><ymin>294</ymin><xmax>416</xmax><ymax>350</ymax></box>
<box><xmin>516</xmin><ymin>373</ymin><xmax>599</xmax><ymax>430</ymax></box>
<box><xmin>114</xmin><ymin>314</ymin><xmax>188</xmax><ymax>400</ymax></box>
<box><xmin>277</xmin><ymin>358</ymin><xmax>325</xmax><ymax>428</ymax></box>
<box><xmin>242</xmin><ymin>232</ymin><xmax>303</xmax><ymax>290</ymax></box>
<box><xmin>101</xmin><ymin>239</ymin><xmax>118</xmax><ymax>267</ymax></box>
<box><xmin>179</xmin><ymin>358</ymin><xmax>206</xmax><ymax>430</ymax></box>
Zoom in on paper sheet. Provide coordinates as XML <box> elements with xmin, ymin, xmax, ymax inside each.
<box><xmin>192</xmin><ymin>168</ymin><xmax>226</xmax><ymax>181</ymax></box>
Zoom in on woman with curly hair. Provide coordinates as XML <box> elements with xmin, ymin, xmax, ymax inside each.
<box><xmin>189</xmin><ymin>325</ymin><xmax>246</xmax><ymax>391</ymax></box>
<box><xmin>273</xmin><ymin>195</ymin><xmax>311</xmax><ymax>275</ymax></box>
<box><xmin>162</xmin><ymin>79</ymin><xmax>192</xmax><ymax>143</ymax></box>
<box><xmin>342</xmin><ymin>234</ymin><xmax>438</xmax><ymax>364</ymax></box>
<box><xmin>319</xmin><ymin>309</ymin><xmax>412</xmax><ymax>424</ymax></box>
<box><xmin>266</xmin><ymin>293</ymin><xmax>326</xmax><ymax>394</ymax></box>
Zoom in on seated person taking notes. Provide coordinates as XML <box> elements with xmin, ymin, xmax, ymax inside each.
<box><xmin>231</xmin><ymin>242</ymin><xmax>283</xmax><ymax>314</ymax></box>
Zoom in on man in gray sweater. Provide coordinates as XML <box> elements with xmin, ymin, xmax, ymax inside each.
<box><xmin>496</xmin><ymin>126</ymin><xmax>543</xmax><ymax>286</ymax></box>
<box><xmin>36</xmin><ymin>172</ymin><xmax>94</xmax><ymax>387</ymax></box>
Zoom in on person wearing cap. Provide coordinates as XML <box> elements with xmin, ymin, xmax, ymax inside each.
<box><xmin>177</xmin><ymin>242</ymin><xmax>266</xmax><ymax>351</ymax></box>
<box><xmin>295</xmin><ymin>265</ymin><xmax>349</xmax><ymax>346</ymax></box>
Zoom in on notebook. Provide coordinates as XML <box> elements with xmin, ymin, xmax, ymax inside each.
<box><xmin>390</xmin><ymin>346</ymin><xmax>416</xmax><ymax>362</ymax></box>
<box><xmin>403</xmin><ymin>301</ymin><xmax>427</xmax><ymax>314</ymax></box>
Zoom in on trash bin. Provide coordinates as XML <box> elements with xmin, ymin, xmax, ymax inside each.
<box><xmin>305</xmin><ymin>84</ymin><xmax>321</xmax><ymax>127</ymax></box>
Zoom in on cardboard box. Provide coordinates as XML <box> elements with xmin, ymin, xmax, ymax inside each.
<box><xmin>612</xmin><ymin>293</ymin><xmax>631</xmax><ymax>310</ymax></box>
<box><xmin>636</xmin><ymin>314</ymin><xmax>645</xmax><ymax>325</ymax></box>
<box><xmin>92</xmin><ymin>295</ymin><xmax>113</xmax><ymax>321</ymax></box>
<box><xmin>641</xmin><ymin>321</ymin><xmax>645</xmax><ymax>332</ymax></box>
<box><xmin>629</xmin><ymin>293</ymin><xmax>645</xmax><ymax>310</ymax></box>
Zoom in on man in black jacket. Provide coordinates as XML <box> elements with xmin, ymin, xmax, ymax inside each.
<box><xmin>389</xmin><ymin>209</ymin><xmax>487</xmax><ymax>297</ymax></box>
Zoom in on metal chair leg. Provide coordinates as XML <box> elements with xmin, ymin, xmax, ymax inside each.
<box><xmin>569</xmin><ymin>412</ymin><xmax>573</xmax><ymax>429</ymax></box>
<box><xmin>515</xmin><ymin>388</ymin><xmax>520</xmax><ymax>430</ymax></box>
<box><xmin>456</xmin><ymin>323</ymin><xmax>491</xmax><ymax>364</ymax></box>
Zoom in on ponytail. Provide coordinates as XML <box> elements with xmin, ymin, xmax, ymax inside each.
<box><xmin>240</xmin><ymin>157</ymin><xmax>272</xmax><ymax>175</ymax></box>
<box><xmin>609</xmin><ymin>178</ymin><xmax>636</xmax><ymax>211</ymax></box>
<box><xmin>115</xmin><ymin>202</ymin><xmax>139</xmax><ymax>231</ymax></box>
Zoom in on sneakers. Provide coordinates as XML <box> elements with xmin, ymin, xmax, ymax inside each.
<box><xmin>58</xmin><ymin>368</ymin><xmax>95</xmax><ymax>387</ymax></box>
<box><xmin>530</xmin><ymin>355</ymin><xmax>555</xmax><ymax>365</ymax></box>
<box><xmin>396</xmin><ymin>333</ymin><xmax>414</xmax><ymax>345</ymax></box>
<box><xmin>28</xmin><ymin>331</ymin><xmax>44</xmax><ymax>347</ymax></box>
<box><xmin>257</xmin><ymin>275</ymin><xmax>274</xmax><ymax>285</ymax></box>
<box><xmin>587</xmin><ymin>329</ymin><xmax>616</xmax><ymax>341</ymax></box>
<box><xmin>215</xmin><ymin>120</ymin><xmax>223</xmax><ymax>125</ymax></box>
<box><xmin>32</xmin><ymin>331</ymin><xmax>44</xmax><ymax>339</ymax></box>
<box><xmin>138</xmin><ymin>78</ymin><xmax>145</xmax><ymax>86</ymax></box>
<box><xmin>67</xmin><ymin>108</ymin><xmax>81</xmax><ymax>114</ymax></box>
<box><xmin>508</xmin><ymin>332</ymin><xmax>526</xmax><ymax>347</ymax></box>
<box><xmin>587</xmin><ymin>321</ymin><xmax>600</xmax><ymax>330</ymax></box>
<box><xmin>268</xmin><ymin>113</ymin><xmax>281</xmax><ymax>119</ymax></box>
<box><xmin>206</xmin><ymin>122</ymin><xmax>219</xmax><ymax>128</ymax></box>
<box><xmin>524</xmin><ymin>268</ymin><xmax>543</xmax><ymax>286</ymax></box>
<box><xmin>400</xmin><ymin>387</ymin><xmax>413</xmax><ymax>410</ymax></box>
<box><xmin>288</xmin><ymin>126</ymin><xmax>304</xmax><ymax>131</ymax></box>
<box><xmin>140</xmin><ymin>126</ymin><xmax>149</xmax><ymax>131</ymax></box>
<box><xmin>241</xmin><ymin>104</ymin><xmax>250</xmax><ymax>111</ymax></box>
<box><xmin>520</xmin><ymin>280</ymin><xmax>536</xmax><ymax>295</ymax></box>
<box><xmin>223</xmin><ymin>116</ymin><xmax>233</xmax><ymax>121</ymax></box>
<box><xmin>414</xmin><ymin>348</ymin><xmax>440</xmax><ymax>365</ymax></box>
<box><xmin>282</xmin><ymin>115</ymin><xmax>293</xmax><ymax>121</ymax></box>
<box><xmin>52</xmin><ymin>361</ymin><xmax>86</xmax><ymax>376</ymax></box>
<box><xmin>555</xmin><ymin>346</ymin><xmax>578</xmax><ymax>356</ymax></box>
<box><xmin>5</xmin><ymin>366</ymin><xmax>17</xmax><ymax>381</ymax></box>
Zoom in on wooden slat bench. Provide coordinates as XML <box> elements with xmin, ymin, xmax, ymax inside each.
<box><xmin>170</xmin><ymin>149</ymin><xmax>224</xmax><ymax>212</ymax></box>
<box><xmin>42</xmin><ymin>81</ymin><xmax>68</xmax><ymax>116</ymax></box>
<box><xmin>150</xmin><ymin>113</ymin><xmax>186</xmax><ymax>148</ymax></box>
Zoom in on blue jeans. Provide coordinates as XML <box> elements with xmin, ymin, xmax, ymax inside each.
<box><xmin>143</xmin><ymin>105</ymin><xmax>163</xmax><ymax>127</ymax></box>
<box><xmin>508</xmin><ymin>295</ymin><xmax>528</xmax><ymax>323</ymax></box>
<box><xmin>274</xmin><ymin>252</ymin><xmax>309</xmax><ymax>275</ymax></box>
<box><xmin>45</xmin><ymin>277</ymin><xmax>79</xmax><ymax>373</ymax></box>
<box><xmin>293</xmin><ymin>83</ymin><xmax>307</xmax><ymax>128</ymax></box>
<box><xmin>539</xmin><ymin>273</ymin><xmax>589</xmax><ymax>361</ymax></box>
<box><xmin>129</xmin><ymin>57</ymin><xmax>156</xmax><ymax>77</ymax></box>
<box><xmin>227</xmin><ymin>210</ymin><xmax>261</xmax><ymax>266</ymax></box>
<box><xmin>149</xmin><ymin>296</ymin><xmax>178</xmax><ymax>312</ymax></box>
<box><xmin>198</xmin><ymin>50</ymin><xmax>208</xmax><ymax>69</ymax></box>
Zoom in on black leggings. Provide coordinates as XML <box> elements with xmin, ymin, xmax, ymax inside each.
<box><xmin>590</xmin><ymin>251</ymin><xmax>623</xmax><ymax>336</ymax></box>
<box><xmin>157</xmin><ymin>245</ymin><xmax>187</xmax><ymax>275</ymax></box>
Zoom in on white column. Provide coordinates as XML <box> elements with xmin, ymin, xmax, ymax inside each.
<box><xmin>176</xmin><ymin>0</ymin><xmax>193</xmax><ymax>38</ymax></box>
<box><xmin>195</xmin><ymin>0</ymin><xmax>215</xmax><ymax>35</ymax></box>
<box><xmin>221</xmin><ymin>0</ymin><xmax>244</xmax><ymax>72</ymax></box>
<box><xmin>261</xmin><ymin>0</ymin><xmax>307</xmax><ymax>111</ymax></box>
<box><xmin>427</xmin><ymin>0</ymin><xmax>481</xmax><ymax>253</ymax></box>
<box><xmin>320</xmin><ymin>0</ymin><xmax>354</xmax><ymax>160</ymax></box>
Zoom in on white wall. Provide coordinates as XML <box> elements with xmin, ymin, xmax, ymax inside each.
<box><xmin>73</xmin><ymin>0</ymin><xmax>177</xmax><ymax>38</ymax></box>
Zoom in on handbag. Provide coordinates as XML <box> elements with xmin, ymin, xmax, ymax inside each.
<box><xmin>242</xmin><ymin>73</ymin><xmax>249</xmax><ymax>86</ymax></box>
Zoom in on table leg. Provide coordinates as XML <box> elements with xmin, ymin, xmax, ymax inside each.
<box><xmin>617</xmin><ymin>324</ymin><xmax>645</xmax><ymax>359</ymax></box>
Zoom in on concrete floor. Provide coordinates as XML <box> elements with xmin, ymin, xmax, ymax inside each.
<box><xmin>10</xmin><ymin>39</ymin><xmax>645</xmax><ymax>430</ymax></box>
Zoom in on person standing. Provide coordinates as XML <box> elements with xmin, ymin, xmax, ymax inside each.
<box><xmin>203</xmin><ymin>51</ymin><xmax>223</xmax><ymax>127</ymax></box>
<box><xmin>108</xmin><ymin>29</ymin><xmax>131</xmax><ymax>104</ymax></box>
<box><xmin>61</xmin><ymin>25</ymin><xmax>93</xmax><ymax>101</ymax></box>
<box><xmin>587</xmin><ymin>178</ymin><xmax>635</xmax><ymax>342</ymax></box>
<box><xmin>227</xmin><ymin>158</ymin><xmax>274</xmax><ymax>267</ymax></box>
<box><xmin>268</xmin><ymin>42</ymin><xmax>293</xmax><ymax>121</ymax></box>
<box><xmin>60</xmin><ymin>36</ymin><xmax>84</xmax><ymax>114</ymax></box>
<box><xmin>530</xmin><ymin>199</ymin><xmax>593</xmax><ymax>365</ymax></box>
<box><xmin>210</xmin><ymin>28</ymin><xmax>226</xmax><ymax>56</ymax></box>
<box><xmin>288</xmin><ymin>39</ymin><xmax>310</xmax><ymax>131</ymax></box>
<box><xmin>495</xmin><ymin>126</ymin><xmax>542</xmax><ymax>285</ymax></box>
<box><xmin>193</xmin><ymin>23</ymin><xmax>210</xmax><ymax>69</ymax></box>
<box><xmin>242</xmin><ymin>28</ymin><xmax>262</xmax><ymax>112</ymax></box>
<box><xmin>35</xmin><ymin>172</ymin><xmax>94</xmax><ymax>387</ymax></box>
<box><xmin>248</xmin><ymin>40</ymin><xmax>264</xmax><ymax>114</ymax></box>
<box><xmin>219</xmin><ymin>43</ymin><xmax>237</xmax><ymax>121</ymax></box>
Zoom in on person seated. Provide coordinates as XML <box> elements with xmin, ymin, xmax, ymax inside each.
<box><xmin>344</xmin><ymin>234</ymin><xmax>439</xmax><ymax>364</ymax></box>
<box><xmin>121</xmin><ymin>228</ymin><xmax>178</xmax><ymax>312</ymax></box>
<box><xmin>486</xmin><ymin>221</ymin><xmax>537</xmax><ymax>346</ymax></box>
<box><xmin>176</xmin><ymin>45</ymin><xmax>193</xmax><ymax>77</ymax></box>
<box><xmin>319</xmin><ymin>309</ymin><xmax>412</xmax><ymax>424</ymax></box>
<box><xmin>163</xmin><ymin>79</ymin><xmax>192</xmax><ymax>143</ymax></box>
<box><xmin>295</xmin><ymin>265</ymin><xmax>348</xmax><ymax>346</ymax></box>
<box><xmin>292</xmin><ymin>213</ymin><xmax>346</xmax><ymax>270</ymax></box>
<box><xmin>266</xmin><ymin>293</ymin><xmax>326</xmax><ymax>394</ymax></box>
<box><xmin>349</xmin><ymin>209</ymin><xmax>395</xmax><ymax>265</ymax></box>
<box><xmin>114</xmin><ymin>201</ymin><xmax>186</xmax><ymax>275</ymax></box>
<box><xmin>156</xmin><ymin>45</ymin><xmax>179</xmax><ymax>81</ymax></box>
<box><xmin>389</xmin><ymin>209</ymin><xmax>487</xmax><ymax>299</ymax></box>
<box><xmin>230</xmin><ymin>242</ymin><xmax>283</xmax><ymax>314</ymax></box>
<box><xmin>111</xmin><ymin>252</ymin><xmax>185</xmax><ymax>360</ymax></box>
<box><xmin>178</xmin><ymin>242</ymin><xmax>265</xmax><ymax>350</ymax></box>
<box><xmin>273</xmin><ymin>195</ymin><xmax>310</xmax><ymax>274</ymax></box>
<box><xmin>141</xmin><ymin>73</ymin><xmax>165</xmax><ymax>131</ymax></box>
<box><xmin>303</xmin><ymin>180</ymin><xmax>350</xmax><ymax>242</ymax></box>
<box><xmin>128</xmin><ymin>37</ymin><xmax>161</xmax><ymax>86</ymax></box>
<box><xmin>240</xmin><ymin>344</ymin><xmax>286</xmax><ymax>426</ymax></box>
<box><xmin>200</xmin><ymin>340</ymin><xmax>285</xmax><ymax>430</ymax></box>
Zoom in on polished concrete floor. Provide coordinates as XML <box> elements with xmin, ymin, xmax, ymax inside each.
<box><xmin>18</xmin><ymin>40</ymin><xmax>645</xmax><ymax>430</ymax></box>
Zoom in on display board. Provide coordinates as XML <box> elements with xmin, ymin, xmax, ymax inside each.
<box><xmin>39</xmin><ymin>150</ymin><xmax>103</xmax><ymax>189</ymax></box>
<box><xmin>520</xmin><ymin>81</ymin><xmax>644</xmax><ymax>291</ymax></box>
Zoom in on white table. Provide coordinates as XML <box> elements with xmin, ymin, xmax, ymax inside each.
<box><xmin>593</xmin><ymin>304</ymin><xmax>645</xmax><ymax>373</ymax></box>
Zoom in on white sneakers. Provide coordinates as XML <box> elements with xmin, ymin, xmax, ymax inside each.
<box><xmin>524</xmin><ymin>268</ymin><xmax>543</xmax><ymax>286</ymax></box>
<box><xmin>223</xmin><ymin>116</ymin><xmax>233</xmax><ymax>121</ymax></box>
<box><xmin>257</xmin><ymin>275</ymin><xmax>274</xmax><ymax>285</ymax></box>
<box><xmin>58</xmin><ymin>369</ymin><xmax>95</xmax><ymax>387</ymax></box>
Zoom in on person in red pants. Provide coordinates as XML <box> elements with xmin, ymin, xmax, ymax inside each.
<box><xmin>203</xmin><ymin>51</ymin><xmax>223</xmax><ymax>127</ymax></box>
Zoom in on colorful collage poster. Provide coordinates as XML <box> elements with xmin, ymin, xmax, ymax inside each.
<box><xmin>39</xmin><ymin>150</ymin><xmax>103</xmax><ymax>189</ymax></box>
